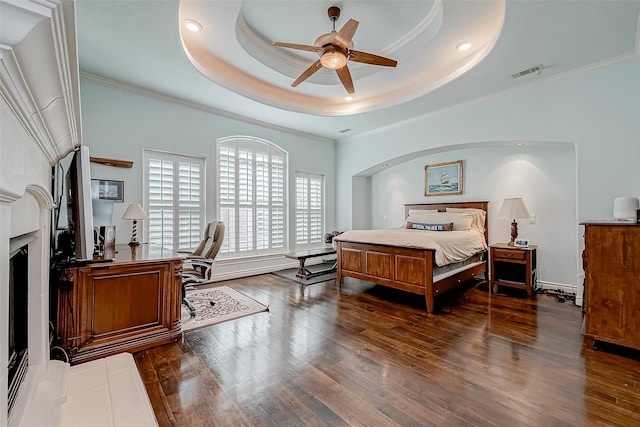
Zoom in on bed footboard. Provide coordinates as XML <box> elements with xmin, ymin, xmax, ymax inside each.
<box><xmin>336</xmin><ymin>240</ymin><xmax>438</xmax><ymax>312</ymax></box>
<box><xmin>335</xmin><ymin>240</ymin><xmax>487</xmax><ymax>313</ymax></box>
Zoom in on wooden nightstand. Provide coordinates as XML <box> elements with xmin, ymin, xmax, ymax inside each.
<box><xmin>490</xmin><ymin>243</ymin><xmax>537</xmax><ymax>297</ymax></box>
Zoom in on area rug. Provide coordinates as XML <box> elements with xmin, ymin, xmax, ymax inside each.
<box><xmin>181</xmin><ymin>285</ymin><xmax>269</xmax><ymax>332</ymax></box>
<box><xmin>272</xmin><ymin>264</ymin><xmax>337</xmax><ymax>285</ymax></box>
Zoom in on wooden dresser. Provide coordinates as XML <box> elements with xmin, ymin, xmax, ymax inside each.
<box><xmin>52</xmin><ymin>244</ymin><xmax>184</xmax><ymax>364</ymax></box>
<box><xmin>581</xmin><ymin>221</ymin><xmax>640</xmax><ymax>351</ymax></box>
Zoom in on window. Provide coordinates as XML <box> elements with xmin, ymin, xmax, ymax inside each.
<box><xmin>144</xmin><ymin>150</ymin><xmax>204</xmax><ymax>251</ymax></box>
<box><xmin>296</xmin><ymin>172</ymin><xmax>324</xmax><ymax>246</ymax></box>
<box><xmin>218</xmin><ymin>137</ymin><xmax>286</xmax><ymax>256</ymax></box>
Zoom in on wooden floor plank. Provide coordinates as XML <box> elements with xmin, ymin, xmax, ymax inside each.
<box><xmin>135</xmin><ymin>274</ymin><xmax>640</xmax><ymax>426</ymax></box>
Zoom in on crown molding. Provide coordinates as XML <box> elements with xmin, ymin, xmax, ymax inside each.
<box><xmin>80</xmin><ymin>71</ymin><xmax>335</xmax><ymax>144</ymax></box>
<box><xmin>340</xmin><ymin>51</ymin><xmax>640</xmax><ymax>144</ymax></box>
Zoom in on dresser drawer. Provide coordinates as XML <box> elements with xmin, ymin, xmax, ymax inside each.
<box><xmin>493</xmin><ymin>249</ymin><xmax>525</xmax><ymax>260</ymax></box>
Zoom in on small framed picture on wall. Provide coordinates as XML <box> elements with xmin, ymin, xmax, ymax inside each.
<box><xmin>91</xmin><ymin>179</ymin><xmax>124</xmax><ymax>203</ymax></box>
<box><xmin>424</xmin><ymin>160</ymin><xmax>463</xmax><ymax>197</ymax></box>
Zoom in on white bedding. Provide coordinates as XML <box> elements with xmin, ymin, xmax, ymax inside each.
<box><xmin>332</xmin><ymin>228</ymin><xmax>487</xmax><ymax>267</ymax></box>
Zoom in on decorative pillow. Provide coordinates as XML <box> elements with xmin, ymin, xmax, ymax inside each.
<box><xmin>405</xmin><ymin>212</ymin><xmax>474</xmax><ymax>231</ymax></box>
<box><xmin>446</xmin><ymin>208</ymin><xmax>486</xmax><ymax>232</ymax></box>
<box><xmin>407</xmin><ymin>222</ymin><xmax>454</xmax><ymax>231</ymax></box>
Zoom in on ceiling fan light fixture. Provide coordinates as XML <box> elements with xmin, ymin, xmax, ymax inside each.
<box><xmin>184</xmin><ymin>19</ymin><xmax>202</xmax><ymax>32</ymax></box>
<box><xmin>456</xmin><ymin>41</ymin><xmax>472</xmax><ymax>51</ymax></box>
<box><xmin>344</xmin><ymin>95</ymin><xmax>353</xmax><ymax>101</ymax></box>
<box><xmin>320</xmin><ymin>50</ymin><xmax>347</xmax><ymax>69</ymax></box>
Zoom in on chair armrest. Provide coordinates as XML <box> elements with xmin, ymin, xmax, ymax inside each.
<box><xmin>184</xmin><ymin>259</ymin><xmax>213</xmax><ymax>269</ymax></box>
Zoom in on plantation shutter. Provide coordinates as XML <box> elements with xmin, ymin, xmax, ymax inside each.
<box><xmin>144</xmin><ymin>150</ymin><xmax>204</xmax><ymax>251</ymax></box>
<box><xmin>296</xmin><ymin>172</ymin><xmax>324</xmax><ymax>246</ymax></box>
<box><xmin>217</xmin><ymin>137</ymin><xmax>287</xmax><ymax>257</ymax></box>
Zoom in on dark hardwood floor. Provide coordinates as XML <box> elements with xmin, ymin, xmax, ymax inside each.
<box><xmin>134</xmin><ymin>274</ymin><xmax>640</xmax><ymax>426</ymax></box>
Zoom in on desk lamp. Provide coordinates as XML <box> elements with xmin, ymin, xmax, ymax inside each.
<box><xmin>121</xmin><ymin>203</ymin><xmax>148</xmax><ymax>246</ymax></box>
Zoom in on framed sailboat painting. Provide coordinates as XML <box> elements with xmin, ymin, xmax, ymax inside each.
<box><xmin>424</xmin><ymin>160</ymin><xmax>463</xmax><ymax>196</ymax></box>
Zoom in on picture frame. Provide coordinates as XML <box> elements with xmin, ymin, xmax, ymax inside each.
<box><xmin>514</xmin><ymin>238</ymin><xmax>530</xmax><ymax>248</ymax></box>
<box><xmin>91</xmin><ymin>179</ymin><xmax>124</xmax><ymax>202</ymax></box>
<box><xmin>424</xmin><ymin>160</ymin><xmax>463</xmax><ymax>196</ymax></box>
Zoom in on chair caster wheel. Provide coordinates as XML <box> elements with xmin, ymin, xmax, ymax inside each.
<box><xmin>209</xmin><ymin>302</ymin><xmax>215</xmax><ymax>307</ymax></box>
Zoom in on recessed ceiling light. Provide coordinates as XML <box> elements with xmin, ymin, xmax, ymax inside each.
<box><xmin>184</xmin><ymin>19</ymin><xmax>202</xmax><ymax>32</ymax></box>
<box><xmin>344</xmin><ymin>95</ymin><xmax>353</xmax><ymax>101</ymax></box>
<box><xmin>516</xmin><ymin>142</ymin><xmax>525</xmax><ymax>146</ymax></box>
<box><xmin>456</xmin><ymin>41</ymin><xmax>472</xmax><ymax>51</ymax></box>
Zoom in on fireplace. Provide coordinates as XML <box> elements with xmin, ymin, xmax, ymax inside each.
<box><xmin>8</xmin><ymin>243</ymin><xmax>29</xmax><ymax>416</ymax></box>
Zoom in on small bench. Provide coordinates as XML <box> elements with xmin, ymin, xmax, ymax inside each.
<box><xmin>284</xmin><ymin>247</ymin><xmax>337</xmax><ymax>280</ymax></box>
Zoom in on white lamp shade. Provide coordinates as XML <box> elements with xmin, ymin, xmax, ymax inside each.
<box><xmin>121</xmin><ymin>203</ymin><xmax>148</xmax><ymax>221</ymax></box>
<box><xmin>498</xmin><ymin>197</ymin><xmax>530</xmax><ymax>219</ymax></box>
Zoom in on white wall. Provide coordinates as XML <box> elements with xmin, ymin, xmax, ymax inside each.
<box><xmin>352</xmin><ymin>176</ymin><xmax>372</xmax><ymax>229</ymax></box>
<box><xmin>80</xmin><ymin>78</ymin><xmax>337</xmax><ymax>278</ymax></box>
<box><xmin>370</xmin><ymin>144</ymin><xmax>577</xmax><ymax>287</ymax></box>
<box><xmin>336</xmin><ymin>57</ymin><xmax>640</xmax><ymax>302</ymax></box>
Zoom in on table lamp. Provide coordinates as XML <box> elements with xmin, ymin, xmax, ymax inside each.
<box><xmin>121</xmin><ymin>203</ymin><xmax>148</xmax><ymax>246</ymax></box>
<box><xmin>498</xmin><ymin>197</ymin><xmax>530</xmax><ymax>245</ymax></box>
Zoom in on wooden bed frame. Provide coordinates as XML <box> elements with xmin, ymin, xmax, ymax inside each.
<box><xmin>335</xmin><ymin>201</ymin><xmax>489</xmax><ymax>313</ymax></box>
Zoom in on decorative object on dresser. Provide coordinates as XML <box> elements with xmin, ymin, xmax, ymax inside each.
<box><xmin>333</xmin><ymin>201</ymin><xmax>488</xmax><ymax>313</ymax></box>
<box><xmin>581</xmin><ymin>220</ymin><xmax>640</xmax><ymax>351</ymax></box>
<box><xmin>498</xmin><ymin>197</ymin><xmax>530</xmax><ymax>245</ymax></box>
<box><xmin>424</xmin><ymin>160</ymin><xmax>463</xmax><ymax>196</ymax></box>
<box><xmin>121</xmin><ymin>203</ymin><xmax>148</xmax><ymax>246</ymax></box>
<box><xmin>612</xmin><ymin>196</ymin><xmax>639</xmax><ymax>220</ymax></box>
<box><xmin>490</xmin><ymin>243</ymin><xmax>537</xmax><ymax>297</ymax></box>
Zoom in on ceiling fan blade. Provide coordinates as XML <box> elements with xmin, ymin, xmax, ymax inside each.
<box><xmin>291</xmin><ymin>60</ymin><xmax>323</xmax><ymax>87</ymax></box>
<box><xmin>273</xmin><ymin>42</ymin><xmax>324</xmax><ymax>53</ymax></box>
<box><xmin>334</xmin><ymin>19</ymin><xmax>359</xmax><ymax>47</ymax></box>
<box><xmin>335</xmin><ymin>65</ymin><xmax>355</xmax><ymax>94</ymax></box>
<box><xmin>349</xmin><ymin>50</ymin><xmax>397</xmax><ymax>67</ymax></box>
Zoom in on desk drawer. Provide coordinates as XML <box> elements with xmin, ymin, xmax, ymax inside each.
<box><xmin>493</xmin><ymin>249</ymin><xmax>525</xmax><ymax>260</ymax></box>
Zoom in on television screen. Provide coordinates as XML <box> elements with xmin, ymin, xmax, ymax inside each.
<box><xmin>65</xmin><ymin>146</ymin><xmax>94</xmax><ymax>261</ymax></box>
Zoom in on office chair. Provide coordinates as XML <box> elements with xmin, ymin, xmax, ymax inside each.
<box><xmin>180</xmin><ymin>221</ymin><xmax>225</xmax><ymax>317</ymax></box>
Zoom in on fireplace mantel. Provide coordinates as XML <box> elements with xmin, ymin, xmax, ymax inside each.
<box><xmin>0</xmin><ymin>0</ymin><xmax>82</xmax><ymax>425</ymax></box>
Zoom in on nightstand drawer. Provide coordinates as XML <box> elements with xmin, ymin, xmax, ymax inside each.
<box><xmin>493</xmin><ymin>249</ymin><xmax>525</xmax><ymax>260</ymax></box>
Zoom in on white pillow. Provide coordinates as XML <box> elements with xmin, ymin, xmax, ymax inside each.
<box><xmin>446</xmin><ymin>208</ymin><xmax>487</xmax><ymax>232</ymax></box>
<box><xmin>408</xmin><ymin>209</ymin><xmax>439</xmax><ymax>216</ymax></box>
<box><xmin>406</xmin><ymin>212</ymin><xmax>474</xmax><ymax>231</ymax></box>
<box><xmin>405</xmin><ymin>209</ymin><xmax>439</xmax><ymax>227</ymax></box>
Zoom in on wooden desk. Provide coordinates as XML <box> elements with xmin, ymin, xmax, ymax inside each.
<box><xmin>284</xmin><ymin>247</ymin><xmax>337</xmax><ymax>280</ymax></box>
<box><xmin>52</xmin><ymin>244</ymin><xmax>184</xmax><ymax>364</ymax></box>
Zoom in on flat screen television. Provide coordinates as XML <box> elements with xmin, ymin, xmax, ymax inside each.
<box><xmin>65</xmin><ymin>146</ymin><xmax>94</xmax><ymax>261</ymax></box>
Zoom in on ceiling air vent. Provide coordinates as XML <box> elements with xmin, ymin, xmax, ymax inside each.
<box><xmin>511</xmin><ymin>64</ymin><xmax>544</xmax><ymax>79</ymax></box>
<box><xmin>338</xmin><ymin>128</ymin><xmax>352</xmax><ymax>133</ymax></box>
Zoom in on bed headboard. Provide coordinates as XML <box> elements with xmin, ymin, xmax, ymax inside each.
<box><xmin>404</xmin><ymin>201</ymin><xmax>489</xmax><ymax>243</ymax></box>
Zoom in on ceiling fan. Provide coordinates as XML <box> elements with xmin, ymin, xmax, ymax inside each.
<box><xmin>273</xmin><ymin>6</ymin><xmax>397</xmax><ymax>94</ymax></box>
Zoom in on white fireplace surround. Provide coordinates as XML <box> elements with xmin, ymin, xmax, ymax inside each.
<box><xmin>1</xmin><ymin>0</ymin><xmax>80</xmax><ymax>425</ymax></box>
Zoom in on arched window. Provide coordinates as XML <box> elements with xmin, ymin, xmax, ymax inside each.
<box><xmin>217</xmin><ymin>136</ymin><xmax>287</xmax><ymax>256</ymax></box>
